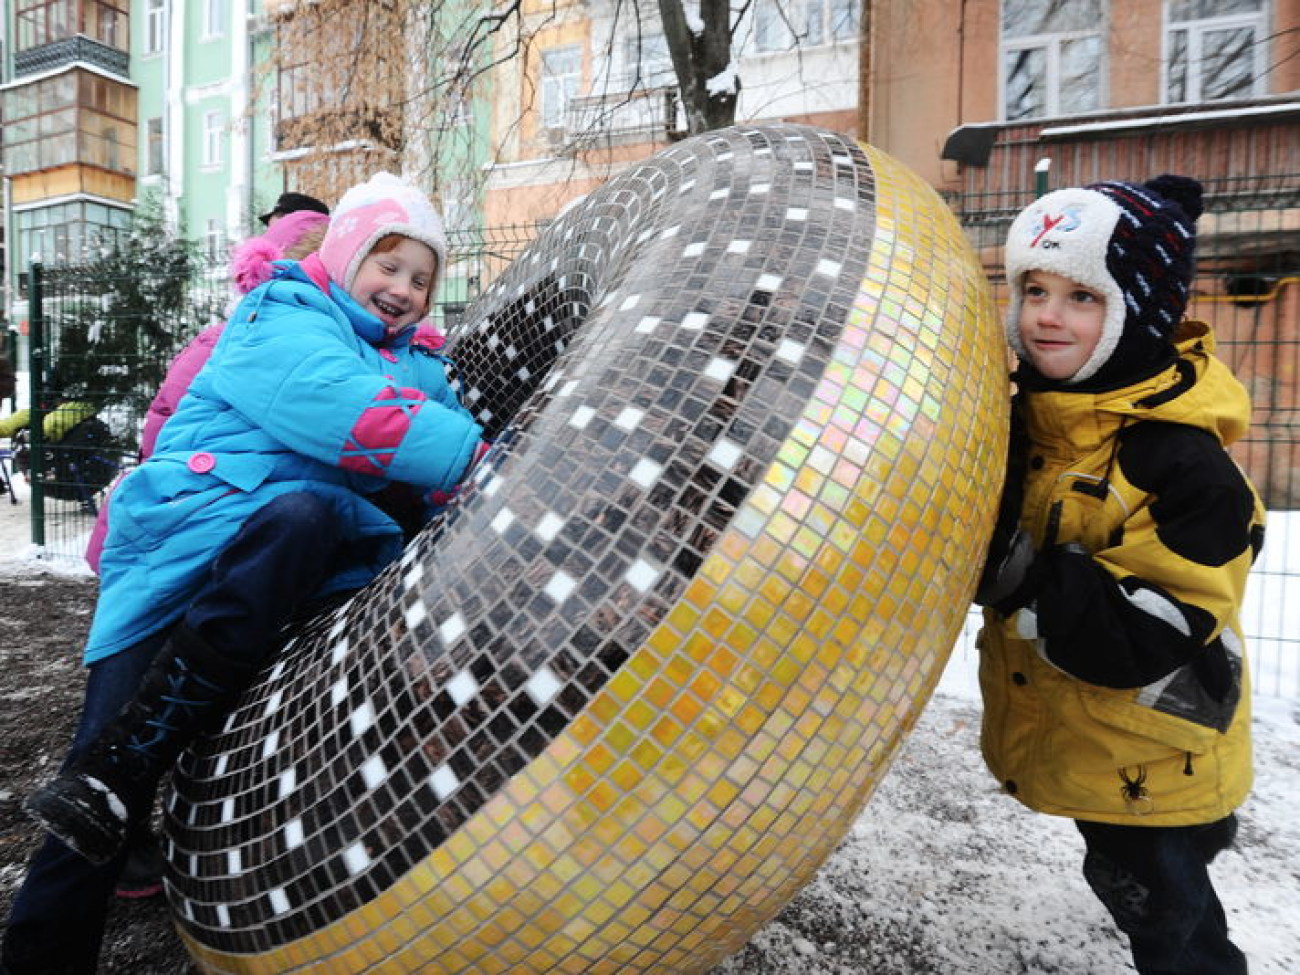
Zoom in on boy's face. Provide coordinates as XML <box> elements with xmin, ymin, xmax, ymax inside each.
<box><xmin>1017</xmin><ymin>270</ymin><xmax>1107</xmax><ymax>381</ymax></box>
<box><xmin>351</xmin><ymin>239</ymin><xmax>438</xmax><ymax>332</ymax></box>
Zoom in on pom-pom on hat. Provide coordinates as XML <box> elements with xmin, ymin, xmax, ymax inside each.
<box><xmin>317</xmin><ymin>172</ymin><xmax>449</xmax><ymax>300</ymax></box>
<box><xmin>1004</xmin><ymin>174</ymin><xmax>1203</xmax><ymax>385</ymax></box>
<box><xmin>230</xmin><ymin>209</ymin><xmax>330</xmax><ymax>295</ymax></box>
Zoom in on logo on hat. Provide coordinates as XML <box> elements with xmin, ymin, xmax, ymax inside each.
<box><xmin>1028</xmin><ymin>206</ymin><xmax>1082</xmax><ymax>248</ymax></box>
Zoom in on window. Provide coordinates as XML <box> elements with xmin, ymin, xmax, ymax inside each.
<box><xmin>15</xmin><ymin>199</ymin><xmax>131</xmax><ymax>271</ymax></box>
<box><xmin>202</xmin><ymin>110</ymin><xmax>224</xmax><ymax>167</ymax></box>
<box><xmin>15</xmin><ymin>1</ymin><xmax>124</xmax><ymax>51</ymax></box>
<box><xmin>1165</xmin><ymin>0</ymin><xmax>1266</xmax><ymax>103</ymax></box>
<box><xmin>78</xmin><ymin>0</ymin><xmax>129</xmax><ymax>49</ymax></box>
<box><xmin>205</xmin><ymin>218</ymin><xmax>224</xmax><ymax>262</ymax></box>
<box><xmin>145</xmin><ymin>0</ymin><xmax>165</xmax><ymax>56</ymax></box>
<box><xmin>2</xmin><ymin>70</ymin><xmax>136</xmax><ymax>177</ymax></box>
<box><xmin>146</xmin><ymin>116</ymin><xmax>164</xmax><ymax>176</ymax></box>
<box><xmin>540</xmin><ymin>45</ymin><xmax>582</xmax><ymax>131</ymax></box>
<box><xmin>623</xmin><ymin>33</ymin><xmax>675</xmax><ymax>90</ymax></box>
<box><xmin>102</xmin><ymin>126</ymin><xmax>119</xmax><ymax>170</ymax></box>
<box><xmin>277</xmin><ymin>60</ymin><xmax>321</xmax><ymax>124</ymax></box>
<box><xmin>1001</xmin><ymin>0</ymin><xmax>1104</xmax><ymax>120</ymax></box>
<box><xmin>15</xmin><ymin>0</ymin><xmax>69</xmax><ymax>49</ymax></box>
<box><xmin>441</xmin><ymin>180</ymin><xmax>473</xmax><ymax>235</ymax></box>
<box><xmin>754</xmin><ymin>0</ymin><xmax>860</xmax><ymax>52</ymax></box>
<box><xmin>202</xmin><ymin>0</ymin><xmax>226</xmax><ymax>40</ymax></box>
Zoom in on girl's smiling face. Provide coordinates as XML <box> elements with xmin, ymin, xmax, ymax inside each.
<box><xmin>350</xmin><ymin>236</ymin><xmax>438</xmax><ymax>332</ymax></box>
<box><xmin>1017</xmin><ymin>270</ymin><xmax>1108</xmax><ymax>381</ymax></box>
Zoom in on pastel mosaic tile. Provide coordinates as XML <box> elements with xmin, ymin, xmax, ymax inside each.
<box><xmin>168</xmin><ymin>123</ymin><xmax>1006</xmax><ymax>973</ymax></box>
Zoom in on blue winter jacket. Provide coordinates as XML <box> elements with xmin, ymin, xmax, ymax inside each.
<box><xmin>84</xmin><ymin>262</ymin><xmax>483</xmax><ymax>664</ymax></box>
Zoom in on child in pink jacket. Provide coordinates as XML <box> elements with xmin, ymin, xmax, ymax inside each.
<box><xmin>84</xmin><ymin>209</ymin><xmax>329</xmax><ymax>572</ymax></box>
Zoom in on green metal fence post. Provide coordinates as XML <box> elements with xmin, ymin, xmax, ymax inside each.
<box><xmin>28</xmin><ymin>261</ymin><xmax>46</xmax><ymax>549</ymax></box>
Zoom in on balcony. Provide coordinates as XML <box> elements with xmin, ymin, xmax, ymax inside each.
<box><xmin>14</xmin><ymin>36</ymin><xmax>129</xmax><ymax>80</ymax></box>
<box><xmin>275</xmin><ymin>107</ymin><xmax>401</xmax><ymax>155</ymax></box>
<box><xmin>551</xmin><ymin>85</ymin><xmax>686</xmax><ymax>153</ymax></box>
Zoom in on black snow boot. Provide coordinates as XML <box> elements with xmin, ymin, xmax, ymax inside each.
<box><xmin>24</xmin><ymin>627</ymin><xmax>258</xmax><ymax>865</ymax></box>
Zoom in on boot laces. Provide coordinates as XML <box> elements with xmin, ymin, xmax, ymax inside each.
<box><xmin>123</xmin><ymin>656</ymin><xmax>226</xmax><ymax>759</ymax></box>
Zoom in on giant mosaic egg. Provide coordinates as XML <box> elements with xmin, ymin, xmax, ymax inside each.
<box><xmin>164</xmin><ymin>123</ymin><xmax>1007</xmax><ymax>973</ymax></box>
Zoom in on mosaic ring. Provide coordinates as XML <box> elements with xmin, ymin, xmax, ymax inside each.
<box><xmin>166</xmin><ymin>123</ymin><xmax>1006</xmax><ymax>974</ymax></box>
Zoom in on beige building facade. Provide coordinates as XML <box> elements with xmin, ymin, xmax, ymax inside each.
<box><xmin>480</xmin><ymin>0</ymin><xmax>1300</xmax><ymax>505</ymax></box>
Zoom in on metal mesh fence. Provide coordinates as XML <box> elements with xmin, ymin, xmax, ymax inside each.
<box><xmin>13</xmin><ymin>197</ymin><xmax>1298</xmax><ymax>695</ymax></box>
<box><xmin>949</xmin><ymin>177</ymin><xmax>1300</xmax><ymax>698</ymax></box>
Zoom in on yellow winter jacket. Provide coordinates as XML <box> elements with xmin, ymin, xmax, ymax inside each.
<box><xmin>0</xmin><ymin>401</ymin><xmax>98</xmax><ymax>441</ymax></box>
<box><xmin>979</xmin><ymin>321</ymin><xmax>1265</xmax><ymax>826</ymax></box>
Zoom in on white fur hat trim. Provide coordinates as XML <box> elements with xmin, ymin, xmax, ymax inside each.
<box><xmin>1004</xmin><ymin>187</ymin><xmax>1126</xmax><ymax>384</ymax></box>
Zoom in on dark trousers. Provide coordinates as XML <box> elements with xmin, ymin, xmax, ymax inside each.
<box><xmin>1076</xmin><ymin>815</ymin><xmax>1247</xmax><ymax>975</ymax></box>
<box><xmin>2</xmin><ymin>492</ymin><xmax>348</xmax><ymax>974</ymax></box>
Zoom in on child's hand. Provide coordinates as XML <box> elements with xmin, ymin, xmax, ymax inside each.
<box><xmin>974</xmin><ymin>500</ymin><xmax>1064</xmax><ymax>616</ymax></box>
<box><xmin>974</xmin><ymin>527</ymin><xmax>1037</xmax><ymax>612</ymax></box>
<box><xmin>426</xmin><ymin>440</ymin><xmax>491</xmax><ymax>507</ymax></box>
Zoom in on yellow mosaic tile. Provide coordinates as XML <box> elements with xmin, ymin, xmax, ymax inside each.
<box><xmin>175</xmin><ymin>126</ymin><xmax>1004</xmax><ymax>974</ymax></box>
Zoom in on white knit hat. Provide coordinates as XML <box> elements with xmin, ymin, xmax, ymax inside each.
<box><xmin>318</xmin><ymin>172</ymin><xmax>449</xmax><ymax>298</ymax></box>
<box><xmin>1003</xmin><ymin>187</ymin><xmax>1127</xmax><ymax>384</ymax></box>
<box><xmin>1004</xmin><ymin>177</ymin><xmax>1201</xmax><ymax>386</ymax></box>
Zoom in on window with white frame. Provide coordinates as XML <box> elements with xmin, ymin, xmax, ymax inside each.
<box><xmin>754</xmin><ymin>0</ymin><xmax>859</xmax><ymax>53</ymax></box>
<box><xmin>441</xmin><ymin>179</ymin><xmax>473</xmax><ymax>235</ymax></box>
<box><xmin>1001</xmin><ymin>0</ymin><xmax>1104</xmax><ymax>120</ymax></box>
<box><xmin>144</xmin><ymin>0</ymin><xmax>165</xmax><ymax>55</ymax></box>
<box><xmin>540</xmin><ymin>45</ymin><xmax>582</xmax><ymax>131</ymax></box>
<box><xmin>623</xmin><ymin>32</ymin><xmax>675</xmax><ymax>90</ymax></box>
<box><xmin>202</xmin><ymin>0</ymin><xmax>226</xmax><ymax>40</ymax></box>
<box><xmin>205</xmin><ymin>218</ymin><xmax>224</xmax><ymax>262</ymax></box>
<box><xmin>1165</xmin><ymin>0</ymin><xmax>1267</xmax><ymax>103</ymax></box>
<box><xmin>146</xmin><ymin>117</ymin><xmax>164</xmax><ymax>176</ymax></box>
<box><xmin>202</xmin><ymin>110</ymin><xmax>224</xmax><ymax>166</ymax></box>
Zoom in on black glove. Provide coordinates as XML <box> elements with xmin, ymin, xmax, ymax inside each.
<box><xmin>370</xmin><ymin>482</ymin><xmax>429</xmax><ymax>541</ymax></box>
<box><xmin>974</xmin><ymin>527</ymin><xmax>1036</xmax><ymax>611</ymax></box>
<box><xmin>975</xmin><ymin>500</ymin><xmax>1063</xmax><ymax>616</ymax></box>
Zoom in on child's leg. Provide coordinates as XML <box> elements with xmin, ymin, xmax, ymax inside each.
<box><xmin>2</xmin><ymin>630</ymin><xmax>166</xmax><ymax>973</ymax></box>
<box><xmin>1075</xmin><ymin>816</ymin><xmax>1246</xmax><ymax>975</ymax></box>
<box><xmin>24</xmin><ymin>492</ymin><xmax>348</xmax><ymax>867</ymax></box>
<box><xmin>181</xmin><ymin>490</ymin><xmax>353</xmax><ymax>664</ymax></box>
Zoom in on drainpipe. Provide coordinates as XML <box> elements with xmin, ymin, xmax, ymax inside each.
<box><xmin>165</xmin><ymin>0</ymin><xmax>186</xmax><ymax>231</ymax></box>
<box><xmin>857</xmin><ymin>1</ymin><xmax>872</xmax><ymax>142</ymax></box>
<box><xmin>2</xmin><ymin>174</ymin><xmax>12</xmax><ymax>343</ymax></box>
<box><xmin>229</xmin><ymin>2</ymin><xmax>251</xmax><ymax>237</ymax></box>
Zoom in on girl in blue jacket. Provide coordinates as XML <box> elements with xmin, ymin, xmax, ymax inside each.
<box><xmin>4</xmin><ymin>173</ymin><xmax>485</xmax><ymax>973</ymax></box>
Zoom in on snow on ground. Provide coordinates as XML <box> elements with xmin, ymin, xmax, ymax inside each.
<box><xmin>2</xmin><ymin>468</ymin><xmax>1297</xmax><ymax>973</ymax></box>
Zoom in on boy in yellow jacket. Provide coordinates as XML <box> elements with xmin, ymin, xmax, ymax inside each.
<box><xmin>976</xmin><ymin>175</ymin><xmax>1265</xmax><ymax>975</ymax></box>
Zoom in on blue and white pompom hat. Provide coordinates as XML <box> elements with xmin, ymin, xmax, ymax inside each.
<box><xmin>1004</xmin><ymin>175</ymin><xmax>1202</xmax><ymax>385</ymax></box>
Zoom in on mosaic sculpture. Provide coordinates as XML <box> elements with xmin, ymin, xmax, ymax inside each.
<box><xmin>166</xmin><ymin>123</ymin><xmax>1007</xmax><ymax>973</ymax></box>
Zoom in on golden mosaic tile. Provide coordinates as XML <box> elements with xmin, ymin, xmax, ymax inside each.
<box><xmin>172</xmin><ymin>124</ymin><xmax>1004</xmax><ymax>974</ymax></box>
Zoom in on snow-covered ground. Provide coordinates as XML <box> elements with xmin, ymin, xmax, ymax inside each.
<box><xmin>2</xmin><ymin>469</ymin><xmax>1297</xmax><ymax>973</ymax></box>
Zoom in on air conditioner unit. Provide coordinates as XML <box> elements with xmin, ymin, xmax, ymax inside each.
<box><xmin>542</xmin><ymin>126</ymin><xmax>568</xmax><ymax>148</ymax></box>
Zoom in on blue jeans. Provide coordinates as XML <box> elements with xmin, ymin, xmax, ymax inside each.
<box><xmin>1076</xmin><ymin>816</ymin><xmax>1247</xmax><ymax>975</ymax></box>
<box><xmin>3</xmin><ymin>492</ymin><xmax>351</xmax><ymax>973</ymax></box>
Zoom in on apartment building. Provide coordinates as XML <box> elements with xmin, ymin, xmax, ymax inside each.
<box><xmin>1</xmin><ymin>0</ymin><xmax>136</xmax><ymax>308</ymax></box>
<box><xmin>0</xmin><ymin>0</ymin><xmax>284</xmax><ymax>351</ymax></box>
<box><xmin>481</xmin><ymin>0</ymin><xmax>862</xmax><ymax>228</ymax></box>
<box><xmin>867</xmin><ymin>0</ymin><xmax>1299</xmax><ymax>505</ymax></box>
<box><xmin>133</xmin><ymin>0</ymin><xmax>265</xmax><ymax>263</ymax></box>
